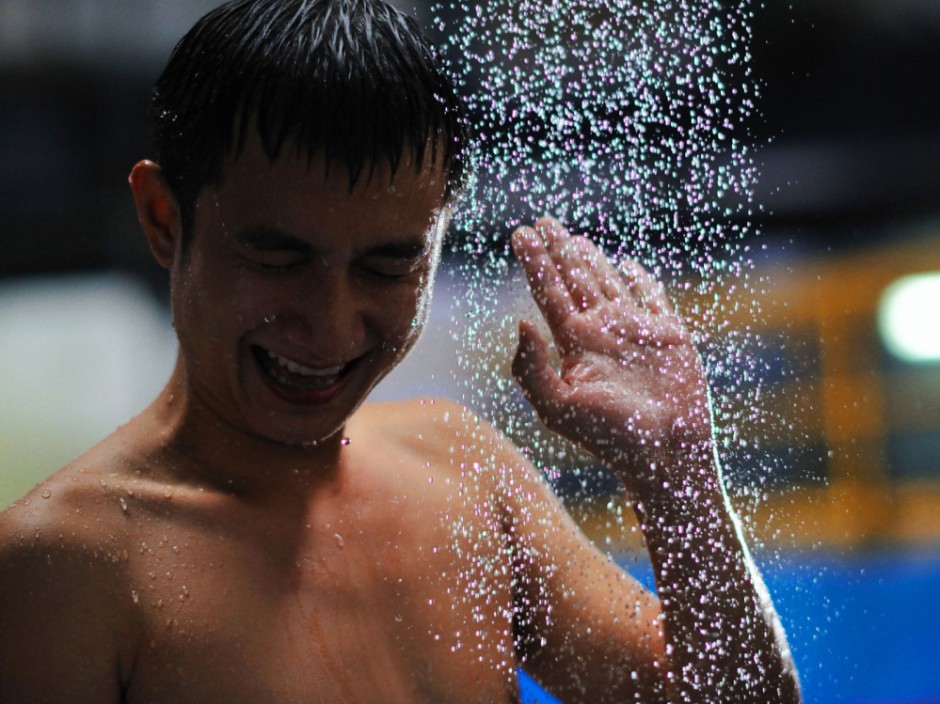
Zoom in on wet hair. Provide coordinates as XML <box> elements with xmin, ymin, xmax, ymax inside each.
<box><xmin>150</xmin><ymin>0</ymin><xmax>467</xmax><ymax>236</ymax></box>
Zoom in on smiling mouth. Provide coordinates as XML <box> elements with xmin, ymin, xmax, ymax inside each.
<box><xmin>252</xmin><ymin>346</ymin><xmax>353</xmax><ymax>391</ymax></box>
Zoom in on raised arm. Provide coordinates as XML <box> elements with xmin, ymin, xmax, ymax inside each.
<box><xmin>509</xmin><ymin>217</ymin><xmax>800</xmax><ymax>703</ymax></box>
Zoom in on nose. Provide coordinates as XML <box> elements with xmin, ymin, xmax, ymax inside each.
<box><xmin>282</xmin><ymin>268</ymin><xmax>370</xmax><ymax>359</ymax></box>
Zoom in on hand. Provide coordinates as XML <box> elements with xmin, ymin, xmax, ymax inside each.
<box><xmin>511</xmin><ymin>217</ymin><xmax>715</xmax><ymax>498</ymax></box>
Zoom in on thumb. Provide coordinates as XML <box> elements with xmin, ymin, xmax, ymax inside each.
<box><xmin>512</xmin><ymin>320</ymin><xmax>570</xmax><ymax>424</ymax></box>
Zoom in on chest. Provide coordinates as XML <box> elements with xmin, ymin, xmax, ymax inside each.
<box><xmin>124</xmin><ymin>483</ymin><xmax>519</xmax><ymax>703</ymax></box>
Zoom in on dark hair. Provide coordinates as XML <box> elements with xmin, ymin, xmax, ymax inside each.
<box><xmin>150</xmin><ymin>0</ymin><xmax>467</xmax><ymax>235</ymax></box>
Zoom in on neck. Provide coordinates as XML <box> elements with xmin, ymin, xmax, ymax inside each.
<box><xmin>135</xmin><ymin>355</ymin><xmax>348</xmax><ymax>499</ymax></box>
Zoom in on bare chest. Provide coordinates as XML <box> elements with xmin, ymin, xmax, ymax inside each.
<box><xmin>122</xmin><ymin>483</ymin><xmax>519</xmax><ymax>704</ymax></box>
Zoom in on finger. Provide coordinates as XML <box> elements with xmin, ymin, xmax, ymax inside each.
<box><xmin>619</xmin><ymin>259</ymin><xmax>673</xmax><ymax>315</ymax></box>
<box><xmin>555</xmin><ymin>236</ymin><xmax>603</xmax><ymax>310</ymax></box>
<box><xmin>533</xmin><ymin>216</ymin><xmax>566</xmax><ymax>251</ymax></box>
<box><xmin>511</xmin><ymin>320</ymin><xmax>570</xmax><ymax>426</ymax></box>
<box><xmin>534</xmin><ymin>218</ymin><xmax>607</xmax><ymax>310</ymax></box>
<box><xmin>570</xmin><ymin>237</ymin><xmax>622</xmax><ymax>302</ymax></box>
<box><xmin>512</xmin><ymin>226</ymin><xmax>577</xmax><ymax>330</ymax></box>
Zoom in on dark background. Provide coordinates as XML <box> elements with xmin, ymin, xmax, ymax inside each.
<box><xmin>1</xmin><ymin>0</ymin><xmax>938</xmax><ymax>284</ymax></box>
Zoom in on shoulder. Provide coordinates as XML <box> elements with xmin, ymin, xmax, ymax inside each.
<box><xmin>0</xmin><ymin>438</ymin><xmax>150</xmax><ymax>606</ymax></box>
<box><xmin>352</xmin><ymin>397</ymin><xmax>558</xmax><ymax>515</ymax></box>
<box><xmin>355</xmin><ymin>396</ymin><xmax>524</xmax><ymax>467</ymax></box>
<box><xmin>0</xmin><ymin>465</ymin><xmax>139</xmax><ymax>699</ymax></box>
<box><xmin>0</xmin><ymin>460</ymin><xmax>137</xmax><ymax>607</ymax></box>
<box><xmin>2</xmin><ymin>449</ymin><xmax>138</xmax><ymax>549</ymax></box>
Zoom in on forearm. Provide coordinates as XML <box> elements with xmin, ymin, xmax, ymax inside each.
<box><xmin>509</xmin><ymin>219</ymin><xmax>800</xmax><ymax>700</ymax></box>
<box><xmin>622</xmin><ymin>445</ymin><xmax>801</xmax><ymax>703</ymax></box>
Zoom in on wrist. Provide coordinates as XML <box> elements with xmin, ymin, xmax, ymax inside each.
<box><xmin>608</xmin><ymin>426</ymin><xmax>722</xmax><ymax>500</ymax></box>
<box><xmin>632</xmin><ymin>478</ymin><xmax>732</xmax><ymax>533</ymax></box>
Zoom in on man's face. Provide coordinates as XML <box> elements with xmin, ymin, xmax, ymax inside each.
<box><xmin>170</xmin><ymin>135</ymin><xmax>448</xmax><ymax>447</ymax></box>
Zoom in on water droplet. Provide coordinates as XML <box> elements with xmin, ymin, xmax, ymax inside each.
<box><xmin>40</xmin><ymin>489</ymin><xmax>52</xmax><ymax>500</ymax></box>
<box><xmin>119</xmin><ymin>497</ymin><xmax>129</xmax><ymax>513</ymax></box>
<box><xmin>334</xmin><ymin>533</ymin><xmax>345</xmax><ymax>548</ymax></box>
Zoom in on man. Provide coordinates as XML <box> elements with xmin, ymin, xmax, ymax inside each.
<box><xmin>0</xmin><ymin>1</ymin><xmax>800</xmax><ymax>702</ymax></box>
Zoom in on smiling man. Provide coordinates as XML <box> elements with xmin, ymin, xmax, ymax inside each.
<box><xmin>0</xmin><ymin>1</ymin><xmax>800</xmax><ymax>703</ymax></box>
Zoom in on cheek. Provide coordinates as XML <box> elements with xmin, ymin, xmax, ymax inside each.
<box><xmin>381</xmin><ymin>277</ymin><xmax>435</xmax><ymax>344</ymax></box>
<box><xmin>169</xmin><ymin>258</ymin><xmax>206</xmax><ymax>337</ymax></box>
<box><xmin>411</xmin><ymin>277</ymin><xmax>435</xmax><ymax>328</ymax></box>
<box><xmin>230</xmin><ymin>273</ymin><xmax>280</xmax><ymax>326</ymax></box>
<box><xmin>173</xmin><ymin>264</ymin><xmax>271</xmax><ymax>349</ymax></box>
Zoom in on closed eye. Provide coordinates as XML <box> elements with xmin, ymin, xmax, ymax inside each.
<box><xmin>234</xmin><ymin>228</ymin><xmax>312</xmax><ymax>272</ymax></box>
<box><xmin>360</xmin><ymin>256</ymin><xmax>427</xmax><ymax>281</ymax></box>
<box><xmin>252</xmin><ymin>253</ymin><xmax>308</xmax><ymax>273</ymax></box>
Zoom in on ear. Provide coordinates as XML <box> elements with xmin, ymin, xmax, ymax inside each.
<box><xmin>128</xmin><ymin>160</ymin><xmax>182</xmax><ymax>270</ymax></box>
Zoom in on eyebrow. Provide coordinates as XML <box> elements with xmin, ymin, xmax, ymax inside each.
<box><xmin>237</xmin><ymin>228</ymin><xmax>313</xmax><ymax>253</ymax></box>
<box><xmin>236</xmin><ymin>227</ymin><xmax>429</xmax><ymax>259</ymax></box>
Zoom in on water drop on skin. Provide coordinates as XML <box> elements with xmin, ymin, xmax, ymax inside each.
<box><xmin>334</xmin><ymin>533</ymin><xmax>345</xmax><ymax>549</ymax></box>
<box><xmin>40</xmin><ymin>489</ymin><xmax>52</xmax><ymax>500</ymax></box>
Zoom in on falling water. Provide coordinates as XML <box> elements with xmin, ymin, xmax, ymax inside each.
<box><xmin>428</xmin><ymin>0</ymin><xmax>793</xmax><ymax>495</ymax></box>
<box><xmin>439</xmin><ymin>0</ymin><xmax>758</xmax><ymax>263</ymax></box>
<box><xmin>420</xmin><ymin>1</ymin><xmax>820</xmax><ymax>697</ymax></box>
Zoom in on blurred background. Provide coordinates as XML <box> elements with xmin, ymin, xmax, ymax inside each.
<box><xmin>2</xmin><ymin>0</ymin><xmax>939</xmax><ymax>701</ymax></box>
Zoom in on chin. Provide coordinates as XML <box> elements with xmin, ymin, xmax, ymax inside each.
<box><xmin>232</xmin><ymin>332</ymin><xmax>412</xmax><ymax>447</ymax></box>
<box><xmin>244</xmin><ymin>369</ymin><xmax>382</xmax><ymax>450</ymax></box>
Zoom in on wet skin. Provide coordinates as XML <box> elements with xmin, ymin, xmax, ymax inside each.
<box><xmin>0</xmin><ymin>141</ymin><xmax>663</xmax><ymax>704</ymax></box>
<box><xmin>158</xmin><ymin>136</ymin><xmax>449</xmax><ymax>448</ymax></box>
<box><xmin>0</xmin><ymin>137</ymin><xmax>799</xmax><ymax>703</ymax></box>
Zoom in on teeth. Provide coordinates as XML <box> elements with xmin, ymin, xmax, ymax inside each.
<box><xmin>266</xmin><ymin>350</ymin><xmax>344</xmax><ymax>377</ymax></box>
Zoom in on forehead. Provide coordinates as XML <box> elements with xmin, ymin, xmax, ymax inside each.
<box><xmin>203</xmin><ymin>133</ymin><xmax>448</xmax><ymax>239</ymax></box>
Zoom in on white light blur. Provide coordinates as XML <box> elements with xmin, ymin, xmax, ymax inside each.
<box><xmin>0</xmin><ymin>274</ymin><xmax>177</xmax><ymax>505</ymax></box>
<box><xmin>878</xmin><ymin>272</ymin><xmax>940</xmax><ymax>362</ymax></box>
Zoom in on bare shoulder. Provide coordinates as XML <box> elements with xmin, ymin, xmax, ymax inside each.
<box><xmin>354</xmin><ymin>396</ymin><xmax>524</xmax><ymax>467</ymax></box>
<box><xmin>351</xmin><ymin>397</ymin><xmax>568</xmax><ymax>533</ymax></box>
<box><xmin>1</xmin><ymin>440</ymin><xmax>141</xmax><ymax>551</ymax></box>
<box><xmin>0</xmin><ymin>454</ymin><xmax>140</xmax><ymax>701</ymax></box>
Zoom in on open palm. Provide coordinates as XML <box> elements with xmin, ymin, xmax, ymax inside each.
<box><xmin>511</xmin><ymin>218</ymin><xmax>714</xmax><ymax>495</ymax></box>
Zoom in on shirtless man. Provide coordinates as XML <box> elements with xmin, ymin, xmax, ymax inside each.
<box><xmin>0</xmin><ymin>1</ymin><xmax>800</xmax><ymax>702</ymax></box>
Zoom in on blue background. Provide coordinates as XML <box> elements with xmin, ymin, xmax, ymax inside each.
<box><xmin>520</xmin><ymin>550</ymin><xmax>940</xmax><ymax>704</ymax></box>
